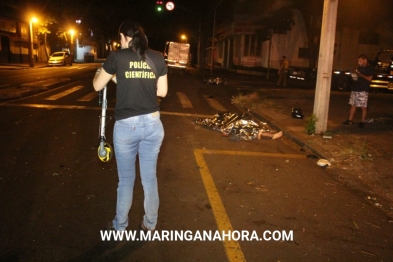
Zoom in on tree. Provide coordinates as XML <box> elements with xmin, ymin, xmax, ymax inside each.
<box><xmin>36</xmin><ymin>17</ymin><xmax>55</xmax><ymax>60</ymax></box>
<box><xmin>255</xmin><ymin>6</ymin><xmax>295</xmax><ymax>43</ymax></box>
<box><xmin>233</xmin><ymin>0</ymin><xmax>295</xmax><ymax>42</ymax></box>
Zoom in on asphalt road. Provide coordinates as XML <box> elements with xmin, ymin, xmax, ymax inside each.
<box><xmin>0</xmin><ymin>66</ymin><xmax>392</xmax><ymax>261</ymax></box>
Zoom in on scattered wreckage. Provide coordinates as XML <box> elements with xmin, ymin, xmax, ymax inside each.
<box><xmin>203</xmin><ymin>75</ymin><xmax>227</xmax><ymax>85</ymax></box>
<box><xmin>195</xmin><ymin>112</ymin><xmax>282</xmax><ymax>141</ymax></box>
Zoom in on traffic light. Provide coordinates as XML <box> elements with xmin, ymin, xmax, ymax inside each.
<box><xmin>156</xmin><ymin>1</ymin><xmax>163</xmax><ymax>12</ymax></box>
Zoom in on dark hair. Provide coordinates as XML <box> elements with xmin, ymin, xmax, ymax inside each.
<box><xmin>358</xmin><ymin>54</ymin><xmax>368</xmax><ymax>60</ymax></box>
<box><xmin>118</xmin><ymin>20</ymin><xmax>148</xmax><ymax>60</ymax></box>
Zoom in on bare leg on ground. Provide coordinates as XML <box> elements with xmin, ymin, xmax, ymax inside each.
<box><xmin>258</xmin><ymin>130</ymin><xmax>283</xmax><ymax>140</ymax></box>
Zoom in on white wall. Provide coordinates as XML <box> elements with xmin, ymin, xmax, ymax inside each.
<box><xmin>261</xmin><ymin>9</ymin><xmax>309</xmax><ymax>69</ymax></box>
<box><xmin>75</xmin><ymin>38</ymin><xmax>96</xmax><ymax>61</ymax></box>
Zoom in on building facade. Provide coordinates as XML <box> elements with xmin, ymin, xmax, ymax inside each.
<box><xmin>0</xmin><ymin>18</ymin><xmax>38</xmax><ymax>63</ymax></box>
<box><xmin>209</xmin><ymin>9</ymin><xmax>391</xmax><ymax>73</ymax></box>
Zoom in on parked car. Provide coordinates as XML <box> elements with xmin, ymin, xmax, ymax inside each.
<box><xmin>289</xmin><ymin>50</ymin><xmax>393</xmax><ymax>91</ymax></box>
<box><xmin>48</xmin><ymin>52</ymin><xmax>73</xmax><ymax>66</ymax></box>
<box><xmin>288</xmin><ymin>67</ymin><xmax>352</xmax><ymax>91</ymax></box>
<box><xmin>369</xmin><ymin>49</ymin><xmax>393</xmax><ymax>90</ymax></box>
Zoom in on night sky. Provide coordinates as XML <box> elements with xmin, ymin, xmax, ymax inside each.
<box><xmin>1</xmin><ymin>0</ymin><xmax>393</xmax><ymax>51</ymax></box>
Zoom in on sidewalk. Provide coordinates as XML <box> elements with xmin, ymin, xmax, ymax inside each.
<box><xmin>235</xmin><ymin>87</ymin><xmax>393</xmax><ymax>218</ymax></box>
<box><xmin>0</xmin><ymin>62</ymin><xmax>48</xmax><ymax>70</ymax></box>
<box><xmin>189</xmin><ymin>66</ymin><xmax>393</xmax><ymax>217</ymax></box>
<box><xmin>0</xmin><ymin>59</ymin><xmax>105</xmax><ymax>70</ymax></box>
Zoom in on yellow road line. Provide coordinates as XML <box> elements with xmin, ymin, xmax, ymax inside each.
<box><xmin>200</xmin><ymin>149</ymin><xmax>306</xmax><ymax>159</ymax></box>
<box><xmin>160</xmin><ymin>111</ymin><xmax>211</xmax><ymax>118</ymax></box>
<box><xmin>0</xmin><ymin>103</ymin><xmax>212</xmax><ymax>118</ymax></box>
<box><xmin>194</xmin><ymin>149</ymin><xmax>246</xmax><ymax>262</ymax></box>
<box><xmin>193</xmin><ymin>149</ymin><xmax>305</xmax><ymax>262</ymax></box>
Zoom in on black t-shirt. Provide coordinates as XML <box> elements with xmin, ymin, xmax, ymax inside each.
<box><xmin>353</xmin><ymin>63</ymin><xmax>374</xmax><ymax>92</ymax></box>
<box><xmin>103</xmin><ymin>48</ymin><xmax>168</xmax><ymax>120</ymax></box>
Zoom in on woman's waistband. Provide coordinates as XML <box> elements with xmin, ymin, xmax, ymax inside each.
<box><xmin>118</xmin><ymin>111</ymin><xmax>160</xmax><ymax>122</ymax></box>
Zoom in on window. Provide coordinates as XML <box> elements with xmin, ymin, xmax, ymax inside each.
<box><xmin>298</xmin><ymin>48</ymin><xmax>309</xmax><ymax>58</ymax></box>
<box><xmin>250</xmin><ymin>35</ymin><xmax>256</xmax><ymax>56</ymax></box>
<box><xmin>358</xmin><ymin>32</ymin><xmax>379</xmax><ymax>45</ymax></box>
<box><xmin>234</xmin><ymin>36</ymin><xmax>240</xmax><ymax>57</ymax></box>
<box><xmin>243</xmin><ymin>34</ymin><xmax>258</xmax><ymax>56</ymax></box>
<box><xmin>218</xmin><ymin>42</ymin><xmax>222</xmax><ymax>59</ymax></box>
<box><xmin>256</xmin><ymin>39</ymin><xmax>262</xmax><ymax>56</ymax></box>
<box><xmin>243</xmin><ymin>34</ymin><xmax>250</xmax><ymax>56</ymax></box>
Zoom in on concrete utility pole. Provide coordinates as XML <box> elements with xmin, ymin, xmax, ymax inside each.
<box><xmin>313</xmin><ymin>0</ymin><xmax>339</xmax><ymax>133</ymax></box>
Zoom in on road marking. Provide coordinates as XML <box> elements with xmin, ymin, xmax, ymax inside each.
<box><xmin>200</xmin><ymin>149</ymin><xmax>305</xmax><ymax>159</ymax></box>
<box><xmin>0</xmin><ymin>103</ymin><xmax>100</xmax><ymax>110</ymax></box>
<box><xmin>193</xmin><ymin>149</ymin><xmax>305</xmax><ymax>262</ymax></box>
<box><xmin>160</xmin><ymin>111</ymin><xmax>211</xmax><ymax>118</ymax></box>
<box><xmin>44</xmin><ymin>85</ymin><xmax>84</xmax><ymax>100</ymax></box>
<box><xmin>176</xmin><ymin>92</ymin><xmax>193</xmax><ymax>108</ymax></box>
<box><xmin>0</xmin><ymin>103</ymin><xmax>212</xmax><ymax>118</ymax></box>
<box><xmin>204</xmin><ymin>96</ymin><xmax>227</xmax><ymax>112</ymax></box>
<box><xmin>77</xmin><ymin>91</ymin><xmax>98</xmax><ymax>101</ymax></box>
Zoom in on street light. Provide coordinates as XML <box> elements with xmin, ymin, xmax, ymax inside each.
<box><xmin>29</xmin><ymin>17</ymin><xmax>38</xmax><ymax>67</ymax></box>
<box><xmin>181</xmin><ymin>34</ymin><xmax>187</xmax><ymax>43</ymax></box>
<box><xmin>210</xmin><ymin>0</ymin><xmax>224</xmax><ymax>75</ymax></box>
<box><xmin>69</xmin><ymin>29</ymin><xmax>75</xmax><ymax>62</ymax></box>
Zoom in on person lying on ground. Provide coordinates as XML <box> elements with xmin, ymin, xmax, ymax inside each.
<box><xmin>258</xmin><ymin>130</ymin><xmax>283</xmax><ymax>140</ymax></box>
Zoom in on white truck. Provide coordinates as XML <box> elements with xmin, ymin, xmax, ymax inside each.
<box><xmin>163</xmin><ymin>41</ymin><xmax>190</xmax><ymax>69</ymax></box>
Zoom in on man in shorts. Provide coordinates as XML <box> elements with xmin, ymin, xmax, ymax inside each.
<box><xmin>342</xmin><ymin>54</ymin><xmax>374</xmax><ymax>128</ymax></box>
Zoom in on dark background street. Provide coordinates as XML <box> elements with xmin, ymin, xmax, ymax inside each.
<box><xmin>1</xmin><ymin>65</ymin><xmax>393</xmax><ymax>261</ymax></box>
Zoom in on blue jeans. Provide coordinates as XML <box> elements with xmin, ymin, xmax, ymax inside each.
<box><xmin>112</xmin><ymin>111</ymin><xmax>164</xmax><ymax>231</ymax></box>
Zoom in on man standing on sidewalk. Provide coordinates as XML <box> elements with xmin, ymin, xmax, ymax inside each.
<box><xmin>277</xmin><ymin>55</ymin><xmax>289</xmax><ymax>87</ymax></box>
<box><xmin>342</xmin><ymin>54</ymin><xmax>374</xmax><ymax>128</ymax></box>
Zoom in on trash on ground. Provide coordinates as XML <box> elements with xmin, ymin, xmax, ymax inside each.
<box><xmin>195</xmin><ymin>112</ymin><xmax>280</xmax><ymax>141</ymax></box>
<box><xmin>367</xmin><ymin>196</ymin><xmax>382</xmax><ymax>207</ymax></box>
<box><xmin>317</xmin><ymin>159</ymin><xmax>331</xmax><ymax>167</ymax></box>
<box><xmin>203</xmin><ymin>75</ymin><xmax>227</xmax><ymax>85</ymax></box>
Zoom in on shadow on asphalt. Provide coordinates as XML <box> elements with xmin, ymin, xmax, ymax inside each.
<box><xmin>69</xmin><ymin>239</ymin><xmax>146</xmax><ymax>261</ymax></box>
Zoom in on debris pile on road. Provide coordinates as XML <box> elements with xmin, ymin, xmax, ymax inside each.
<box><xmin>195</xmin><ymin>112</ymin><xmax>276</xmax><ymax>141</ymax></box>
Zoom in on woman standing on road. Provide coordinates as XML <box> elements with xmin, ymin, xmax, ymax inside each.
<box><xmin>93</xmin><ymin>20</ymin><xmax>168</xmax><ymax>231</ymax></box>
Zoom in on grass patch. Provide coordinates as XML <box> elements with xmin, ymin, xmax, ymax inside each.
<box><xmin>231</xmin><ymin>92</ymin><xmax>260</xmax><ymax>106</ymax></box>
<box><xmin>339</xmin><ymin>137</ymin><xmax>372</xmax><ymax>161</ymax></box>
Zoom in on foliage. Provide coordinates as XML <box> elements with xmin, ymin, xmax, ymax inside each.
<box><xmin>36</xmin><ymin>17</ymin><xmax>55</xmax><ymax>37</ymax></box>
<box><xmin>234</xmin><ymin>1</ymin><xmax>295</xmax><ymax>43</ymax></box>
<box><xmin>255</xmin><ymin>6</ymin><xmax>295</xmax><ymax>42</ymax></box>
<box><xmin>305</xmin><ymin>114</ymin><xmax>318</xmax><ymax>135</ymax></box>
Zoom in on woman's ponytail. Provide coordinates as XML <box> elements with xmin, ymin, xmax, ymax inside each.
<box><xmin>129</xmin><ymin>30</ymin><xmax>148</xmax><ymax>60</ymax></box>
<box><xmin>118</xmin><ymin>20</ymin><xmax>148</xmax><ymax>60</ymax></box>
